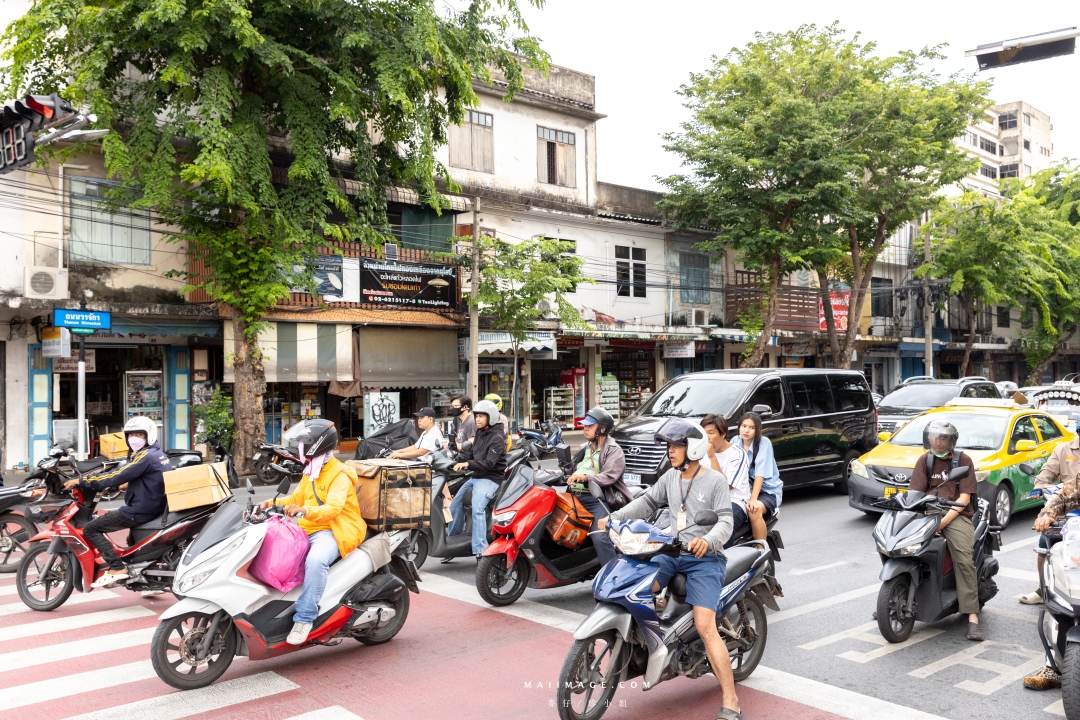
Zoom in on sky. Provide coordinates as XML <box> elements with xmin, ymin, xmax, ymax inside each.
<box><xmin>2</xmin><ymin>0</ymin><xmax>1077</xmax><ymax>192</ymax></box>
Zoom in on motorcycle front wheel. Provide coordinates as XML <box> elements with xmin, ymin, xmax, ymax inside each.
<box><xmin>476</xmin><ymin>554</ymin><xmax>530</xmax><ymax>607</ymax></box>
<box><xmin>1064</xmin><ymin>643</ymin><xmax>1080</xmax><ymax>718</ymax></box>
<box><xmin>557</xmin><ymin>630</ymin><xmax>624</xmax><ymax>720</ymax></box>
<box><xmin>16</xmin><ymin>543</ymin><xmax>74</xmax><ymax>611</ymax></box>
<box><xmin>877</xmin><ymin>575</ymin><xmax>916</xmax><ymax>643</ymax></box>
<box><xmin>151</xmin><ymin>611</ymin><xmax>237</xmax><ymax>690</ymax></box>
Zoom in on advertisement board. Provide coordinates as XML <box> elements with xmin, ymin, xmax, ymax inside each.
<box><xmin>361</xmin><ymin>258</ymin><xmax>457</xmax><ymax>308</ymax></box>
<box><xmin>818</xmin><ymin>292</ymin><xmax>850</xmax><ymax>332</ymax></box>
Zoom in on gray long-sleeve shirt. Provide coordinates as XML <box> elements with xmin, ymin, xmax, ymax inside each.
<box><xmin>609</xmin><ymin>465</ymin><xmax>733</xmax><ymax>556</ymax></box>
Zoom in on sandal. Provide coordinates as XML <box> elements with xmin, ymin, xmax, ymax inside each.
<box><xmin>717</xmin><ymin>709</ymin><xmax>743</xmax><ymax>720</ymax></box>
<box><xmin>440</xmin><ymin>557</ymin><xmax>454</xmax><ymax>564</ymax></box>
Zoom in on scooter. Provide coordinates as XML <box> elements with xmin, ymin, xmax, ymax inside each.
<box><xmin>869</xmin><ymin>469</ymin><xmax>1001</xmax><ymax>643</ymax></box>
<box><xmin>1032</xmin><ymin>509</ymin><xmax>1080</xmax><ymax>717</ymax></box>
<box><xmin>555</xmin><ymin>487</ymin><xmax>775</xmax><ymax>720</ymax></box>
<box><xmin>516</xmin><ymin>418</ymin><xmax>563</xmax><ymax>458</ymax></box>
<box><xmin>0</xmin><ymin>476</ymin><xmax>50</xmax><ymax>573</ymax></box>
<box><xmin>150</xmin><ymin>478</ymin><xmax>420</xmax><ymax>690</ymax></box>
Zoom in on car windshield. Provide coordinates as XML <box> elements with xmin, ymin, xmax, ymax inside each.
<box><xmin>636</xmin><ymin>378</ymin><xmax>749</xmax><ymax>418</ymax></box>
<box><xmin>879</xmin><ymin>384</ymin><xmax>960</xmax><ymax>410</ymax></box>
<box><xmin>888</xmin><ymin>412</ymin><xmax>1008</xmax><ymax>450</ymax></box>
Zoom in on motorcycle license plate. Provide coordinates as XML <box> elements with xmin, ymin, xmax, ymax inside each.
<box><xmin>623</xmin><ymin>473</ymin><xmax>641</xmax><ymax>483</ymax></box>
<box><xmin>252</xmin><ymin>453</ymin><xmax>262</xmax><ymax>462</ymax></box>
<box><xmin>883</xmin><ymin>486</ymin><xmax>907</xmax><ymax>498</ymax></box>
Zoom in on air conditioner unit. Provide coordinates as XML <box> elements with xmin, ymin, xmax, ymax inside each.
<box><xmin>24</xmin><ymin>267</ymin><xmax>69</xmax><ymax>300</ymax></box>
<box><xmin>384</xmin><ymin>243</ymin><xmax>399</xmax><ymax>260</ymax></box>
<box><xmin>693</xmin><ymin>309</ymin><xmax>708</xmax><ymax>326</ymax></box>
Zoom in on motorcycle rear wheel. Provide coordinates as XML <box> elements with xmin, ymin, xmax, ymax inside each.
<box><xmin>16</xmin><ymin>543</ymin><xmax>74</xmax><ymax>611</ymax></box>
<box><xmin>354</xmin><ymin>589</ymin><xmax>411</xmax><ymax>645</ymax></box>
<box><xmin>151</xmin><ymin>612</ymin><xmax>236</xmax><ymax>690</ymax></box>
<box><xmin>255</xmin><ymin>458</ymin><xmax>278</xmax><ymax>485</ymax></box>
<box><xmin>556</xmin><ymin>630</ymin><xmax>624</xmax><ymax>720</ymax></box>
<box><xmin>405</xmin><ymin>531</ymin><xmax>429</xmax><ymax>570</ymax></box>
<box><xmin>726</xmin><ymin>594</ymin><xmax>768</xmax><ymax>682</ymax></box>
<box><xmin>877</xmin><ymin>575</ymin><xmax>916</xmax><ymax>643</ymax></box>
<box><xmin>0</xmin><ymin>513</ymin><xmax>37</xmax><ymax>573</ymax></box>
<box><xmin>476</xmin><ymin>554</ymin><xmax>530</xmax><ymax>607</ymax></box>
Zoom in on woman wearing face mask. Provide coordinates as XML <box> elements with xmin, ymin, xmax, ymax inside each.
<box><xmin>65</xmin><ymin>416</ymin><xmax>171</xmax><ymax>588</ymax></box>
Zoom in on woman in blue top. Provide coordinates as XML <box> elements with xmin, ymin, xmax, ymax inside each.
<box><xmin>737</xmin><ymin>412</ymin><xmax>782</xmax><ymax>541</ymax></box>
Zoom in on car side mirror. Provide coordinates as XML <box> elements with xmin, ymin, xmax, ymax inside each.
<box><xmin>948</xmin><ymin>466</ymin><xmax>970</xmax><ymax>482</ymax></box>
<box><xmin>1014</xmin><ymin>439</ymin><xmax>1037</xmax><ymax>453</ymax></box>
<box><xmin>1018</xmin><ymin>462</ymin><xmax>1035</xmax><ymax>477</ymax></box>
<box><xmin>277</xmin><ymin>477</ymin><xmax>291</xmax><ymax>495</ymax></box>
<box><xmin>751</xmin><ymin>404</ymin><xmax>773</xmax><ymax>417</ymax></box>
<box><xmin>245</xmin><ymin>479</ymin><xmax>255</xmax><ymax>495</ymax></box>
<box><xmin>878</xmin><ymin>431</ymin><xmax>893</xmax><ymax>443</ymax></box>
<box><xmin>695</xmin><ymin>510</ymin><xmax>719</xmax><ymax>527</ymax></box>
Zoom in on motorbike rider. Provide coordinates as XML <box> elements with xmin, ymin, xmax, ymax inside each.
<box><xmin>64</xmin><ymin>416</ymin><xmax>170</xmax><ymax>589</ymax></box>
<box><xmin>738</xmin><ymin>412</ymin><xmax>782</xmax><ymax>542</ymax></box>
<box><xmin>564</xmin><ymin>406</ymin><xmax>632</xmax><ymax>567</ymax></box>
<box><xmin>908</xmin><ymin>419</ymin><xmax>983</xmax><ymax>642</ymax></box>
<box><xmin>598</xmin><ymin>418</ymin><xmax>741</xmax><ymax>720</ymax></box>
<box><xmin>449</xmin><ymin>395</ymin><xmax>476</xmax><ymax>450</ymax></box>
<box><xmin>259</xmin><ymin>420</ymin><xmax>366</xmax><ymax>645</ymax></box>
<box><xmin>450</xmin><ymin>399</ymin><xmax>507</xmax><ymax>556</ymax></box>
<box><xmin>389</xmin><ymin>407</ymin><xmax>445</xmax><ymax>462</ymax></box>
<box><xmin>700</xmin><ymin>413</ymin><xmax>750</xmax><ymax>546</ymax></box>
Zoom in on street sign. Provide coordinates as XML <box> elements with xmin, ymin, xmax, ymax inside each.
<box><xmin>53</xmin><ymin>308</ymin><xmax>111</xmax><ymax>331</ymax></box>
<box><xmin>42</xmin><ymin>326</ymin><xmax>71</xmax><ymax>358</ymax></box>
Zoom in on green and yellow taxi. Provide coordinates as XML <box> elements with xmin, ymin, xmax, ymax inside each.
<box><xmin>846</xmin><ymin>398</ymin><xmax>1075</xmax><ymax>527</ymax></box>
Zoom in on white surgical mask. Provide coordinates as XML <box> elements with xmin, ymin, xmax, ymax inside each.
<box><xmin>128</xmin><ymin>436</ymin><xmax>147</xmax><ymax>452</ymax></box>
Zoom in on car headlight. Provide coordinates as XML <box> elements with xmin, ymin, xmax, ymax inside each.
<box><xmin>493</xmin><ymin>510</ymin><xmax>516</xmax><ymax>525</ymax></box>
<box><xmin>175</xmin><ymin>533</ymin><xmax>246</xmax><ymax>593</ymax></box>
<box><xmin>611</xmin><ymin>528</ymin><xmax>666</xmax><ymax>555</ymax></box>
<box><xmin>975</xmin><ymin>470</ymin><xmax>990</xmax><ymax>482</ymax></box>
<box><xmin>850</xmin><ymin>459</ymin><xmax>868</xmax><ymax>479</ymax></box>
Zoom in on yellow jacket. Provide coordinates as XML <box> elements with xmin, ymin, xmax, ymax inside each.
<box><xmin>275</xmin><ymin>456</ymin><xmax>366</xmax><ymax>558</ymax></box>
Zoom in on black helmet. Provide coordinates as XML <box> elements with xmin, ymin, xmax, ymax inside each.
<box><xmin>923</xmin><ymin>419</ymin><xmax>959</xmax><ymax>457</ymax></box>
<box><xmin>290</xmin><ymin>419</ymin><xmax>339</xmax><ymax>460</ymax></box>
<box><xmin>583</xmin><ymin>406</ymin><xmax>615</xmax><ymax>436</ymax></box>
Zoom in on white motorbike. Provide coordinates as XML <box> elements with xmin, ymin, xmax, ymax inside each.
<box><xmin>150</xmin><ymin>478</ymin><xmax>420</xmax><ymax>690</ymax></box>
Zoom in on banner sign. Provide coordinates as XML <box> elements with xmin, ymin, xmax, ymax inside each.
<box><xmin>781</xmin><ymin>340</ymin><xmax>815</xmax><ymax>357</ymax></box>
<box><xmin>42</xmin><ymin>326</ymin><xmax>71</xmax><ymax>358</ymax></box>
<box><xmin>360</xmin><ymin>258</ymin><xmax>457</xmax><ymax>308</ymax></box>
<box><xmin>663</xmin><ymin>340</ymin><xmax>695</xmax><ymax>359</ymax></box>
<box><xmin>54</xmin><ymin>350</ymin><xmax>96</xmax><ymax>373</ymax></box>
<box><xmin>313</xmin><ymin>255</ymin><xmax>344</xmax><ymax>299</ymax></box>
<box><xmin>818</xmin><ymin>292</ymin><xmax>850</xmax><ymax>332</ymax></box>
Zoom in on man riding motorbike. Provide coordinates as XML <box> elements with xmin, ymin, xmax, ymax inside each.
<box><xmin>65</xmin><ymin>416</ymin><xmax>170</xmax><ymax>589</ymax></box>
<box><xmin>260</xmin><ymin>420</ymin><xmax>366</xmax><ymax>645</ymax></box>
<box><xmin>907</xmin><ymin>419</ymin><xmax>983</xmax><ymax>642</ymax></box>
<box><xmin>450</xmin><ymin>399</ymin><xmax>507</xmax><ymax>557</ymax></box>
<box><xmin>598</xmin><ymin>418</ymin><xmax>742</xmax><ymax>720</ymax></box>
<box><xmin>563</xmin><ymin>406</ymin><xmax>632</xmax><ymax>567</ymax></box>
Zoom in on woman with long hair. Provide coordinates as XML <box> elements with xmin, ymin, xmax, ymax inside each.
<box><xmin>737</xmin><ymin>412</ymin><xmax>782</xmax><ymax>541</ymax></box>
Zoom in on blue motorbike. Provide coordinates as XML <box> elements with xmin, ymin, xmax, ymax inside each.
<box><xmin>515</xmin><ymin>418</ymin><xmax>562</xmax><ymax>459</ymax></box>
<box><xmin>555</xmin><ymin>489</ymin><xmax>777</xmax><ymax>720</ymax></box>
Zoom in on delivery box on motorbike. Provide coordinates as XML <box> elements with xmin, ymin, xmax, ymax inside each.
<box><xmin>98</xmin><ymin>432</ymin><xmax>128</xmax><ymax>459</ymax></box>
<box><xmin>163</xmin><ymin>461</ymin><xmax>232</xmax><ymax>511</ymax></box>
<box><xmin>347</xmin><ymin>459</ymin><xmax>431</xmax><ymax>531</ymax></box>
<box><xmin>546</xmin><ymin>492</ymin><xmax>593</xmax><ymax>549</ymax></box>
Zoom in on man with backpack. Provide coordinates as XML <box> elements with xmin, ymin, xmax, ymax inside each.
<box><xmin>908</xmin><ymin>419</ymin><xmax>982</xmax><ymax>642</ymax></box>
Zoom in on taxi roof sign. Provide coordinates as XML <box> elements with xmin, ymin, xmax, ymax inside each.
<box><xmin>943</xmin><ymin>398</ymin><xmax>1022</xmax><ymax>410</ymax></box>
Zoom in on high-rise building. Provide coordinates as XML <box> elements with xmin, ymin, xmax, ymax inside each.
<box><xmin>958</xmin><ymin>102</ymin><xmax>1054</xmax><ymax>196</ymax></box>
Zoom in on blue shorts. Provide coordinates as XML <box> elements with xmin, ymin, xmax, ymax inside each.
<box><xmin>756</xmin><ymin>492</ymin><xmax>779</xmax><ymax>517</ymax></box>
<box><xmin>654</xmin><ymin>553</ymin><xmax>728</xmax><ymax>610</ymax></box>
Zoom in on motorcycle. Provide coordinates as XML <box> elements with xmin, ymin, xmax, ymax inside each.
<box><xmin>869</xmin><ymin>469</ymin><xmax>1001</xmax><ymax>643</ymax></box>
<box><xmin>555</xmin><ymin>488</ymin><xmax>775</xmax><ymax>720</ymax></box>
<box><xmin>150</xmin><ymin>477</ymin><xmax>420</xmax><ymax>690</ymax></box>
<box><xmin>0</xmin><ymin>476</ymin><xmax>51</xmax><ymax>573</ymax></box>
<box><xmin>725</xmin><ymin>510</ymin><xmax>784</xmax><ymax>578</ymax></box>
<box><xmin>14</xmin><ymin>455</ymin><xmax>234</xmax><ymax>611</ymax></box>
<box><xmin>1031</xmin><ymin>504</ymin><xmax>1080</xmax><ymax>716</ymax></box>
<box><xmin>516</xmin><ymin>418</ymin><xmax>563</xmax><ymax>458</ymax></box>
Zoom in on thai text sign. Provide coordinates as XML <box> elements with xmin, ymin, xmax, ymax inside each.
<box><xmin>360</xmin><ymin>259</ymin><xmax>457</xmax><ymax>308</ymax></box>
<box><xmin>818</xmin><ymin>292</ymin><xmax>850</xmax><ymax>332</ymax></box>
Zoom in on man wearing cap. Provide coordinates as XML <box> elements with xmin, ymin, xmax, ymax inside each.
<box><xmin>389</xmin><ymin>407</ymin><xmax>445</xmax><ymax>463</ymax></box>
<box><xmin>565</xmin><ymin>407</ymin><xmax>631</xmax><ymax>567</ymax></box>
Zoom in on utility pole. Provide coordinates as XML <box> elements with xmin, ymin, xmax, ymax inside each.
<box><xmin>469</xmin><ymin>197</ymin><xmax>480</xmax><ymax>400</ymax></box>
<box><xmin>76</xmin><ymin>292</ymin><xmax>91</xmax><ymax>460</ymax></box>
<box><xmin>923</xmin><ymin>229</ymin><xmax>934</xmax><ymax>378</ymax></box>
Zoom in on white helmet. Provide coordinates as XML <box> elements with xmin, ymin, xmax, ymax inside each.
<box><xmin>124</xmin><ymin>415</ymin><xmax>158</xmax><ymax>447</ymax></box>
<box><xmin>473</xmin><ymin>399</ymin><xmax>500</xmax><ymax>424</ymax></box>
<box><xmin>655</xmin><ymin>418</ymin><xmax>709</xmax><ymax>469</ymax></box>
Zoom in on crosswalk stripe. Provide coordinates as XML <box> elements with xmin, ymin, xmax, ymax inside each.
<box><xmin>0</xmin><ymin>626</ymin><xmax>156</xmax><ymax>671</ymax></box>
<box><xmin>0</xmin><ymin>659</ymin><xmax>157</xmax><ymax>710</ymax></box>
<box><xmin>0</xmin><ymin>584</ymin><xmax>17</xmax><ymax>596</ymax></box>
<box><xmin>62</xmin><ymin>671</ymin><xmax>300</xmax><ymax>720</ymax></box>
<box><xmin>0</xmin><ymin>589</ymin><xmax>118</xmax><ymax>617</ymax></box>
<box><xmin>288</xmin><ymin>707</ymin><xmax>365</xmax><ymax>720</ymax></box>
<box><xmin>0</xmin><ymin>606</ymin><xmax>155</xmax><ymax>642</ymax></box>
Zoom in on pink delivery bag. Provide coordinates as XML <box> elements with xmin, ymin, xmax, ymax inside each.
<box><xmin>249</xmin><ymin>516</ymin><xmax>309</xmax><ymax>592</ymax></box>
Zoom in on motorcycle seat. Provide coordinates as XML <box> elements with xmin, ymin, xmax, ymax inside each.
<box><xmin>725</xmin><ymin>546</ymin><xmax>759</xmax><ymax>581</ymax></box>
<box><xmin>505</xmin><ymin>448</ymin><xmax>527</xmax><ymax>466</ymax></box>
<box><xmin>72</xmin><ymin>458</ymin><xmax>107</xmax><ymax>474</ymax></box>
<box><xmin>136</xmin><ymin>506</ymin><xmax>207</xmax><ymax>531</ymax></box>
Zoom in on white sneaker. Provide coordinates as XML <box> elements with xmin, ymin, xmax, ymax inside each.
<box><xmin>287</xmin><ymin>621</ymin><xmax>313</xmax><ymax>645</ymax></box>
<box><xmin>91</xmin><ymin>569</ymin><xmax>129</xmax><ymax>589</ymax></box>
<box><xmin>141</xmin><ymin>589</ymin><xmax>165</xmax><ymax>597</ymax></box>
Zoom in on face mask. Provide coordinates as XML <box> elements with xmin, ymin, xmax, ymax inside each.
<box><xmin>448</xmin><ymin>406</ymin><xmax>463</xmax><ymax>417</ymax></box>
<box><xmin>931</xmin><ymin>449</ymin><xmax>951</xmax><ymax>459</ymax></box>
<box><xmin>128</xmin><ymin>436</ymin><xmax>147</xmax><ymax>452</ymax></box>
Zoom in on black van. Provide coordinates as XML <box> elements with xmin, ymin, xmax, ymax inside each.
<box><xmin>611</xmin><ymin>369</ymin><xmax>878</xmax><ymax>491</ymax></box>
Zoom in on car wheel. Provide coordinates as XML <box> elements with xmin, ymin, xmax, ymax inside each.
<box><xmin>993</xmin><ymin>483</ymin><xmax>1013</xmax><ymax>528</ymax></box>
<box><xmin>835</xmin><ymin>450</ymin><xmax>861</xmax><ymax>495</ymax></box>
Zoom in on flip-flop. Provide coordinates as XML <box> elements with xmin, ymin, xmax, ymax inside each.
<box><xmin>717</xmin><ymin>709</ymin><xmax>743</xmax><ymax>720</ymax></box>
<box><xmin>440</xmin><ymin>557</ymin><xmax>454</xmax><ymax>564</ymax></box>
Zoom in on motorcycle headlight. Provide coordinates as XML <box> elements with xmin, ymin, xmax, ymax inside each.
<box><xmin>850</xmin><ymin>459</ymin><xmax>868</xmax><ymax>479</ymax></box>
<box><xmin>897</xmin><ymin>540</ymin><xmax>925</xmax><ymax>556</ymax></box>
<box><xmin>611</xmin><ymin>528</ymin><xmax>665</xmax><ymax>555</ymax></box>
<box><xmin>176</xmin><ymin>569</ymin><xmax>215</xmax><ymax>595</ymax></box>
<box><xmin>176</xmin><ymin>533</ymin><xmax>246</xmax><ymax>593</ymax></box>
<box><xmin>876</xmin><ymin>540</ymin><xmax>888</xmax><ymax>555</ymax></box>
<box><xmin>40</xmin><ymin>458</ymin><xmax>58</xmax><ymax>470</ymax></box>
<box><xmin>493</xmin><ymin>510</ymin><xmax>516</xmax><ymax>525</ymax></box>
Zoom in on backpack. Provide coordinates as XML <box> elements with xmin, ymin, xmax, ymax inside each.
<box><xmin>924</xmin><ymin>451</ymin><xmax>965</xmax><ymax>495</ymax></box>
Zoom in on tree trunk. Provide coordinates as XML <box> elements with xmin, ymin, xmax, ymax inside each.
<box><xmin>816</xmin><ymin>266</ymin><xmax>843</xmax><ymax>366</ymax></box>
<box><xmin>1027</xmin><ymin>325</ymin><xmax>1078</xmax><ymax>385</ymax></box>
<box><xmin>230</xmin><ymin>315</ymin><xmax>267</xmax><ymax>476</ymax></box>
<box><xmin>959</xmin><ymin>295</ymin><xmax>977</xmax><ymax>377</ymax></box>
<box><xmin>742</xmin><ymin>254</ymin><xmax>782</xmax><ymax>369</ymax></box>
<box><xmin>510</xmin><ymin>342</ymin><xmax>519</xmax><ymax>429</ymax></box>
<box><xmin>841</xmin><ymin>220</ymin><xmax>889</xmax><ymax>369</ymax></box>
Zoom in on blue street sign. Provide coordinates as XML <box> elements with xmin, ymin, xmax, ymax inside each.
<box><xmin>53</xmin><ymin>308</ymin><xmax>111</xmax><ymax>331</ymax></box>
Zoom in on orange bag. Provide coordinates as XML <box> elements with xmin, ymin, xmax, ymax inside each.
<box><xmin>546</xmin><ymin>492</ymin><xmax>594</xmax><ymax>549</ymax></box>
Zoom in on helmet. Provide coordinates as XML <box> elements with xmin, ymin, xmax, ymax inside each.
<box><xmin>123</xmin><ymin>416</ymin><xmax>158</xmax><ymax>447</ymax></box>
<box><xmin>474</xmin><ymin>399</ymin><xmax>500</xmax><ymax>424</ymax></box>
<box><xmin>289</xmin><ymin>419</ymin><xmax>339</xmax><ymax>461</ymax></box>
<box><xmin>483</xmin><ymin>393</ymin><xmax>504</xmax><ymax>411</ymax></box>
<box><xmin>582</xmin><ymin>407</ymin><xmax>615</xmax><ymax>436</ymax></box>
<box><xmin>655</xmin><ymin>418</ymin><xmax>708</xmax><ymax>468</ymax></box>
<box><xmin>923</xmin><ymin>419</ymin><xmax>959</xmax><ymax>457</ymax></box>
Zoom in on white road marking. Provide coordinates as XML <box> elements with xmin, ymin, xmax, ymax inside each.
<box><xmin>419</xmin><ymin>571</ymin><xmax>584</xmax><ymax>633</ymax></box>
<box><xmin>789</xmin><ymin>561</ymin><xmax>849</xmax><ymax>576</ymax></box>
<box><xmin>998</xmin><ymin>567</ymin><xmax>1040</xmax><ymax>582</ymax></box>
<box><xmin>999</xmin><ymin>536</ymin><xmax>1039</xmax><ymax>554</ymax></box>
<box><xmin>0</xmin><ymin>605</ymin><xmax>154</xmax><ymax>643</ymax></box>
<box><xmin>0</xmin><ymin>584</ymin><xmax>17</xmax><ymax>596</ymax></box>
<box><xmin>768</xmin><ymin>583</ymin><xmax>880</xmax><ymax>624</ymax></box>
<box><xmin>0</xmin><ymin>589</ymin><xmax>118</xmax><ymax>617</ymax></box>
<box><xmin>287</xmin><ymin>707</ymin><xmax>365</xmax><ymax>720</ymax></box>
<box><xmin>0</xmin><ymin>626</ymin><xmax>156</xmax><ymax>671</ymax></box>
<box><xmin>0</xmin><ymin>659</ymin><xmax>157</xmax><ymax>710</ymax></box>
<box><xmin>798</xmin><ymin>620</ymin><xmax>943</xmax><ymax>663</ymax></box>
<box><xmin>62</xmin><ymin>671</ymin><xmax>299</xmax><ymax>720</ymax></box>
<box><xmin>983</xmin><ymin>606</ymin><xmax>1040</xmax><ymax>623</ymax></box>
<box><xmin>908</xmin><ymin>640</ymin><xmax>1044</xmax><ymax>695</ymax></box>
<box><xmin>1045</xmin><ymin>699</ymin><xmax>1065</xmax><ymax>716</ymax></box>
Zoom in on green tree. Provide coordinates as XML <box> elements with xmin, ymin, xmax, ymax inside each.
<box><xmin>2</xmin><ymin>0</ymin><xmax>546</xmax><ymax>471</ymax></box>
<box><xmin>472</xmin><ymin>236</ymin><xmax>589</xmax><ymax>423</ymax></box>
<box><xmin>918</xmin><ymin>191</ymin><xmax>1062</xmax><ymax>376</ymax></box>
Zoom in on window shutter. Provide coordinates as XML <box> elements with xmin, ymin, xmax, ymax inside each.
<box><xmin>537</xmin><ymin>138</ymin><xmax>549</xmax><ymax>183</ymax></box>
<box><xmin>473</xmin><ymin>124</ymin><xmax>494</xmax><ymax>173</ymax></box>
<box><xmin>449</xmin><ymin>122</ymin><xmax>471</xmax><ymax>169</ymax></box>
<box><xmin>564</xmin><ymin>142</ymin><xmax>577</xmax><ymax>188</ymax></box>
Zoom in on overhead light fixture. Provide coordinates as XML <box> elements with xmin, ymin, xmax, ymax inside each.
<box><xmin>965</xmin><ymin>27</ymin><xmax>1079</xmax><ymax>70</ymax></box>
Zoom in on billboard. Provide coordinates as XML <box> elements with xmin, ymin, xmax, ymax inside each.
<box><xmin>360</xmin><ymin>258</ymin><xmax>457</xmax><ymax>308</ymax></box>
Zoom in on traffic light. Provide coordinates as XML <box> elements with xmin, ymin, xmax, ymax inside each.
<box><xmin>0</xmin><ymin>93</ymin><xmax>77</xmax><ymax>174</ymax></box>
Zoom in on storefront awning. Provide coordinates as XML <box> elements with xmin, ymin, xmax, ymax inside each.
<box><xmin>101</xmin><ymin>320</ymin><xmax>222</xmax><ymax>339</ymax></box>
<box><xmin>710</xmin><ymin>329</ymin><xmax>778</xmax><ymax>346</ymax></box>
<box><xmin>358</xmin><ymin>327</ymin><xmax>458</xmax><ymax>388</ymax></box>
<box><xmin>223</xmin><ymin>322</ymin><xmax>354</xmax><ymax>383</ymax></box>
<box><xmin>476</xmin><ymin>331</ymin><xmax>556</xmax><ymax>354</ymax></box>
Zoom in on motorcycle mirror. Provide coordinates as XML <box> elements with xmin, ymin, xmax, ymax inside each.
<box><xmin>458</xmin><ymin>440</ymin><xmax>473</xmax><ymax>453</ymax></box>
<box><xmin>276</xmin><ymin>476</ymin><xmax>291</xmax><ymax>496</ymax></box>
<box><xmin>695</xmin><ymin>510</ymin><xmax>719</xmax><ymax>527</ymax></box>
<box><xmin>948</xmin><ymin>466</ymin><xmax>970</xmax><ymax>482</ymax></box>
<box><xmin>245</xmin><ymin>479</ymin><xmax>255</xmax><ymax>495</ymax></box>
<box><xmin>555</xmin><ymin>443</ymin><xmax>572</xmax><ymax>466</ymax></box>
<box><xmin>1018</xmin><ymin>462</ymin><xmax>1035</xmax><ymax>477</ymax></box>
<box><xmin>588</xmin><ymin>480</ymin><xmax>604</xmax><ymax>500</ymax></box>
